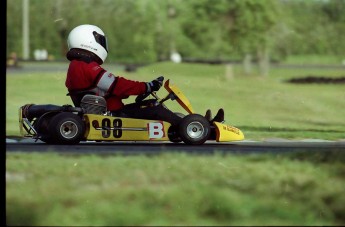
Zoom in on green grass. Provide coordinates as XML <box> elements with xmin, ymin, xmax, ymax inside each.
<box><xmin>6</xmin><ymin>61</ymin><xmax>345</xmax><ymax>226</ymax></box>
<box><xmin>6</xmin><ymin>152</ymin><xmax>345</xmax><ymax>226</ymax></box>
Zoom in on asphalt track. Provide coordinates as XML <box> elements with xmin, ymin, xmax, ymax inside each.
<box><xmin>6</xmin><ymin>137</ymin><xmax>345</xmax><ymax>155</ymax></box>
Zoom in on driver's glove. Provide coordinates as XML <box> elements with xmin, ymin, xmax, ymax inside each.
<box><xmin>146</xmin><ymin>76</ymin><xmax>164</xmax><ymax>93</ymax></box>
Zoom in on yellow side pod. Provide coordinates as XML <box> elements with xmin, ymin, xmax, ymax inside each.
<box><xmin>213</xmin><ymin>122</ymin><xmax>244</xmax><ymax>142</ymax></box>
<box><xmin>84</xmin><ymin>114</ymin><xmax>171</xmax><ymax>141</ymax></box>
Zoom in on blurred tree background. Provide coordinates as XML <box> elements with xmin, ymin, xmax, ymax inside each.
<box><xmin>6</xmin><ymin>0</ymin><xmax>345</xmax><ymax>66</ymax></box>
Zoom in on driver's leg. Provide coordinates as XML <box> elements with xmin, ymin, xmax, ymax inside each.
<box><xmin>119</xmin><ymin>104</ymin><xmax>183</xmax><ymax>126</ymax></box>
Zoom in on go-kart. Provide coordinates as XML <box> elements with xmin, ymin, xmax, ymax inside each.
<box><xmin>19</xmin><ymin>77</ymin><xmax>244</xmax><ymax>145</ymax></box>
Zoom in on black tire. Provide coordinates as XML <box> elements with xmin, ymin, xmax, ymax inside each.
<box><xmin>46</xmin><ymin>112</ymin><xmax>85</xmax><ymax>145</ymax></box>
<box><xmin>178</xmin><ymin>114</ymin><xmax>211</xmax><ymax>145</ymax></box>
<box><xmin>34</xmin><ymin>113</ymin><xmax>57</xmax><ymax>143</ymax></box>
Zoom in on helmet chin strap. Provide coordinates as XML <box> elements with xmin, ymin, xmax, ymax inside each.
<box><xmin>66</xmin><ymin>48</ymin><xmax>103</xmax><ymax>64</ymax></box>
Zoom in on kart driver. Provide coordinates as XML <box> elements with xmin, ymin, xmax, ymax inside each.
<box><xmin>65</xmin><ymin>24</ymin><xmax>183</xmax><ymax>126</ymax></box>
<box><xmin>65</xmin><ymin>24</ymin><xmax>224</xmax><ymax>125</ymax></box>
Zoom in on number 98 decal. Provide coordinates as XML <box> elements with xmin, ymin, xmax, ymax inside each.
<box><xmin>94</xmin><ymin>118</ymin><xmax>166</xmax><ymax>140</ymax></box>
<box><xmin>101</xmin><ymin>118</ymin><xmax>122</xmax><ymax>138</ymax></box>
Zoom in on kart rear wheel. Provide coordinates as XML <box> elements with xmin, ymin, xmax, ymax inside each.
<box><xmin>178</xmin><ymin>114</ymin><xmax>210</xmax><ymax>145</ymax></box>
<box><xmin>47</xmin><ymin>112</ymin><xmax>85</xmax><ymax>145</ymax></box>
<box><xmin>33</xmin><ymin>113</ymin><xmax>56</xmax><ymax>143</ymax></box>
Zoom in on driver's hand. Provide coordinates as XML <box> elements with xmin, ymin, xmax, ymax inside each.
<box><xmin>146</xmin><ymin>76</ymin><xmax>164</xmax><ymax>93</ymax></box>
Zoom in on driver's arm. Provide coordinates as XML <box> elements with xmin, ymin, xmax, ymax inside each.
<box><xmin>110</xmin><ymin>76</ymin><xmax>147</xmax><ymax>97</ymax></box>
<box><xmin>83</xmin><ymin>63</ymin><xmax>159</xmax><ymax>98</ymax></box>
<box><xmin>106</xmin><ymin>76</ymin><xmax>163</xmax><ymax>98</ymax></box>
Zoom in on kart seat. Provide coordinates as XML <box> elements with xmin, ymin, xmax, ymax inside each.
<box><xmin>66</xmin><ymin>90</ymin><xmax>96</xmax><ymax>107</ymax></box>
<box><xmin>67</xmin><ymin>91</ymin><xmax>107</xmax><ymax>115</ymax></box>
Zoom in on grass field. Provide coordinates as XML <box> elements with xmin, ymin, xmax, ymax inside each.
<box><xmin>6</xmin><ymin>60</ymin><xmax>345</xmax><ymax>225</ymax></box>
<box><xmin>6</xmin><ymin>152</ymin><xmax>345</xmax><ymax>226</ymax></box>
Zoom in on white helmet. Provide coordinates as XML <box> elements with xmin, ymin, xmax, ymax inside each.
<box><xmin>67</xmin><ymin>24</ymin><xmax>108</xmax><ymax>63</ymax></box>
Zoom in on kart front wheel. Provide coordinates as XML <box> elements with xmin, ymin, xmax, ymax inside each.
<box><xmin>47</xmin><ymin>112</ymin><xmax>85</xmax><ymax>145</ymax></box>
<box><xmin>178</xmin><ymin>114</ymin><xmax>210</xmax><ymax>145</ymax></box>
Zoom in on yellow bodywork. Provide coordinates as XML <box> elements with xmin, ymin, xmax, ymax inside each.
<box><xmin>84</xmin><ymin>114</ymin><xmax>171</xmax><ymax>141</ymax></box>
<box><xmin>213</xmin><ymin>122</ymin><xmax>244</xmax><ymax>142</ymax></box>
<box><xmin>164</xmin><ymin>79</ymin><xmax>194</xmax><ymax>114</ymax></box>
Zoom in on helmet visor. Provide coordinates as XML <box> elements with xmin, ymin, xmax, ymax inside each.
<box><xmin>93</xmin><ymin>31</ymin><xmax>108</xmax><ymax>53</ymax></box>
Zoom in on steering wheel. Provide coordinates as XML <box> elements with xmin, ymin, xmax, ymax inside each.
<box><xmin>135</xmin><ymin>76</ymin><xmax>164</xmax><ymax>103</ymax></box>
<box><xmin>135</xmin><ymin>91</ymin><xmax>151</xmax><ymax>104</ymax></box>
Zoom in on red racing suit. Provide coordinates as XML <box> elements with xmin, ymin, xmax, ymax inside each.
<box><xmin>65</xmin><ymin>60</ymin><xmax>147</xmax><ymax>111</ymax></box>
